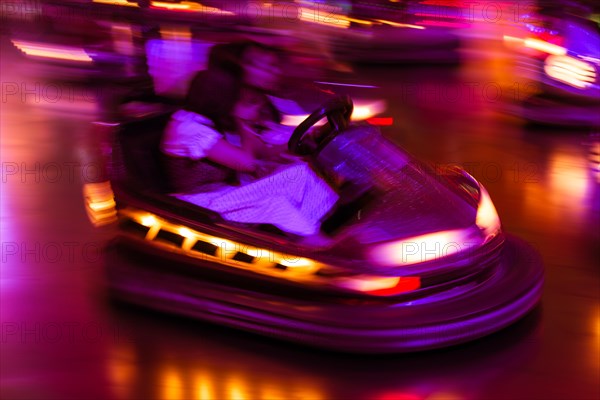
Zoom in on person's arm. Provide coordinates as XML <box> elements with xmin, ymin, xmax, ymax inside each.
<box><xmin>204</xmin><ymin>138</ymin><xmax>257</xmax><ymax>172</ymax></box>
<box><xmin>237</xmin><ymin>120</ymin><xmax>266</xmax><ymax>158</ymax></box>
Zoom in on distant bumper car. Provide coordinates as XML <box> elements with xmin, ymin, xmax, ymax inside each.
<box><xmin>505</xmin><ymin>6</ymin><xmax>600</xmax><ymax>127</ymax></box>
<box><xmin>98</xmin><ymin>96</ymin><xmax>544</xmax><ymax>353</ymax></box>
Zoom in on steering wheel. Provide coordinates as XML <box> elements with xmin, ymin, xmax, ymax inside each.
<box><xmin>288</xmin><ymin>95</ymin><xmax>353</xmax><ymax>155</ymax></box>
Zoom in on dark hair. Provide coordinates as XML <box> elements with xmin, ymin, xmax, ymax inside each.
<box><xmin>184</xmin><ymin>68</ymin><xmax>240</xmax><ymax>133</ymax></box>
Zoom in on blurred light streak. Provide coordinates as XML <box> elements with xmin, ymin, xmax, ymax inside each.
<box><xmin>369</xmin><ymin>229</ymin><xmax>480</xmax><ymax>267</ymax></box>
<box><xmin>524</xmin><ymin>38</ymin><xmax>567</xmax><ymax>56</ymax></box>
<box><xmin>476</xmin><ymin>187</ymin><xmax>501</xmax><ymax>238</ymax></box>
<box><xmin>159</xmin><ymin>26</ymin><xmax>192</xmax><ymax>41</ymax></box>
<box><xmin>352</xmin><ymin>100</ymin><xmax>387</xmax><ymax>120</ymax></box>
<box><xmin>544</xmin><ymin>55</ymin><xmax>596</xmax><ymax>89</ymax></box>
<box><xmin>375</xmin><ymin>20</ymin><xmax>425</xmax><ymax>30</ymax></box>
<box><xmin>315</xmin><ymin>81</ymin><xmax>378</xmax><ymax>88</ymax></box>
<box><xmin>503</xmin><ymin>35</ymin><xmax>524</xmax><ymax>45</ymax></box>
<box><xmin>11</xmin><ymin>40</ymin><xmax>92</xmax><ymax>63</ymax></box>
<box><xmin>226</xmin><ymin>375</ymin><xmax>248</xmax><ymax>400</ymax></box>
<box><xmin>163</xmin><ymin>366</ymin><xmax>184</xmax><ymax>400</ymax></box>
<box><xmin>548</xmin><ymin>152</ymin><xmax>589</xmax><ymax>206</ymax></box>
<box><xmin>83</xmin><ymin>182</ymin><xmax>117</xmax><ymax>227</ymax></box>
<box><xmin>107</xmin><ymin>342</ymin><xmax>137</xmax><ymax>400</ymax></box>
<box><xmin>193</xmin><ymin>370</ymin><xmax>214</xmax><ymax>400</ymax></box>
<box><xmin>280</xmin><ymin>100</ymin><xmax>386</xmax><ymax>126</ymax></box>
<box><xmin>298</xmin><ymin>7</ymin><xmax>373</xmax><ymax>28</ymax></box>
<box><xmin>337</xmin><ymin>275</ymin><xmax>396</xmax><ymax>291</ymax></box>
<box><xmin>150</xmin><ymin>1</ymin><xmax>233</xmax><ymax>14</ymax></box>
<box><xmin>93</xmin><ymin>0</ymin><xmax>138</xmax><ymax>7</ymax></box>
<box><xmin>151</xmin><ymin>1</ymin><xmax>191</xmax><ymax>10</ymax></box>
<box><xmin>367</xmin><ymin>117</ymin><xmax>394</xmax><ymax>126</ymax></box>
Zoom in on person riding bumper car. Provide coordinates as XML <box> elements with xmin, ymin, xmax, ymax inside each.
<box><xmin>96</xmin><ymin>95</ymin><xmax>544</xmax><ymax>353</ymax></box>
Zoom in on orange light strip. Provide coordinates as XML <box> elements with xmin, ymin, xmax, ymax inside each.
<box><xmin>12</xmin><ymin>40</ymin><xmax>93</xmax><ymax>63</ymax></box>
<box><xmin>93</xmin><ymin>0</ymin><xmax>138</xmax><ymax>7</ymax></box>
<box><xmin>119</xmin><ymin>208</ymin><xmax>420</xmax><ymax>296</ymax></box>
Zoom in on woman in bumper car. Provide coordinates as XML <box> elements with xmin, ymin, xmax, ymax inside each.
<box><xmin>160</xmin><ymin>42</ymin><xmax>338</xmax><ymax>240</ymax></box>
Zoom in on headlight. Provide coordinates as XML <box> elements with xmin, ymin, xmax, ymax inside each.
<box><xmin>476</xmin><ymin>186</ymin><xmax>501</xmax><ymax>238</ymax></box>
<box><xmin>368</xmin><ymin>228</ymin><xmax>482</xmax><ymax>268</ymax></box>
<box><xmin>544</xmin><ymin>54</ymin><xmax>597</xmax><ymax>89</ymax></box>
<box><xmin>368</xmin><ymin>185</ymin><xmax>501</xmax><ymax>269</ymax></box>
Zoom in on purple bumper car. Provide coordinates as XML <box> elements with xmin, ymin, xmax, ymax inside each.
<box><xmin>100</xmin><ymin>96</ymin><xmax>543</xmax><ymax>353</ymax></box>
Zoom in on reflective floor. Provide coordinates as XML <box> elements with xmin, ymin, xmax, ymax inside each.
<box><xmin>1</xmin><ymin>34</ymin><xmax>599</xmax><ymax>400</ymax></box>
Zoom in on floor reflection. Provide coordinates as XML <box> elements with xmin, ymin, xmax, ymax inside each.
<box><xmin>103</xmin><ymin>303</ymin><xmax>542</xmax><ymax>400</ymax></box>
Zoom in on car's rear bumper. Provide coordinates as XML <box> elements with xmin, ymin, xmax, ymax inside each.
<box><xmin>105</xmin><ymin>234</ymin><xmax>543</xmax><ymax>353</ymax></box>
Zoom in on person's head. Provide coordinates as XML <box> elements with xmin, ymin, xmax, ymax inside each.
<box><xmin>240</xmin><ymin>43</ymin><xmax>282</xmax><ymax>92</ymax></box>
<box><xmin>184</xmin><ymin>68</ymin><xmax>240</xmax><ymax>133</ymax></box>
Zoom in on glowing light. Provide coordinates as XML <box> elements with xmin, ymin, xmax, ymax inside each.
<box><xmin>298</xmin><ymin>7</ymin><xmax>351</xmax><ymax>28</ymax></box>
<box><xmin>152</xmin><ymin>1</ymin><xmax>191</xmax><ymax>10</ymax></box>
<box><xmin>93</xmin><ymin>0</ymin><xmax>138</xmax><ymax>7</ymax></box>
<box><xmin>150</xmin><ymin>1</ymin><xmax>233</xmax><ymax>14</ymax></box>
<box><xmin>367</xmin><ymin>117</ymin><xmax>394</xmax><ymax>126</ymax></box>
<box><xmin>119</xmin><ymin>208</ymin><xmax>423</xmax><ymax>295</ymax></box>
<box><xmin>226</xmin><ymin>375</ymin><xmax>248</xmax><ymax>400</ymax></box>
<box><xmin>280</xmin><ymin>100</ymin><xmax>386</xmax><ymax>126</ymax></box>
<box><xmin>107</xmin><ymin>343</ymin><xmax>137</xmax><ymax>400</ymax></box>
<box><xmin>544</xmin><ymin>55</ymin><xmax>597</xmax><ymax>89</ymax></box>
<box><xmin>548</xmin><ymin>152</ymin><xmax>589</xmax><ymax>207</ymax></box>
<box><xmin>523</xmin><ymin>38</ymin><xmax>567</xmax><ymax>56</ymax></box>
<box><xmin>193</xmin><ymin>371</ymin><xmax>214</xmax><ymax>400</ymax></box>
<box><xmin>88</xmin><ymin>199</ymin><xmax>116</xmax><ymax>212</ymax></box>
<box><xmin>375</xmin><ymin>20</ymin><xmax>425</xmax><ymax>30</ymax></box>
<box><xmin>11</xmin><ymin>40</ymin><xmax>93</xmax><ymax>63</ymax></box>
<box><xmin>476</xmin><ymin>186</ymin><xmax>501</xmax><ymax>237</ymax></box>
<box><xmin>352</xmin><ymin>100</ymin><xmax>387</xmax><ymax>120</ymax></box>
<box><xmin>140</xmin><ymin>215</ymin><xmax>157</xmax><ymax>227</ymax></box>
<box><xmin>337</xmin><ymin>275</ymin><xmax>421</xmax><ymax>295</ymax></box>
<box><xmin>178</xmin><ymin>227</ymin><xmax>194</xmax><ymax>238</ymax></box>
<box><xmin>162</xmin><ymin>367</ymin><xmax>183</xmax><ymax>400</ymax></box>
<box><xmin>280</xmin><ymin>114</ymin><xmax>324</xmax><ymax>127</ymax></box>
<box><xmin>159</xmin><ymin>26</ymin><xmax>192</xmax><ymax>41</ymax></box>
<box><xmin>83</xmin><ymin>182</ymin><xmax>117</xmax><ymax>226</ymax></box>
<box><xmin>369</xmin><ymin>229</ymin><xmax>480</xmax><ymax>267</ymax></box>
<box><xmin>278</xmin><ymin>257</ymin><xmax>315</xmax><ymax>269</ymax></box>
<box><xmin>339</xmin><ymin>276</ymin><xmax>400</xmax><ymax>291</ymax></box>
<box><xmin>503</xmin><ymin>35</ymin><xmax>524</xmax><ymax>45</ymax></box>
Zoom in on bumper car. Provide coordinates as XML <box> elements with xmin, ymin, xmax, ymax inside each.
<box><xmin>504</xmin><ymin>4</ymin><xmax>600</xmax><ymax>127</ymax></box>
<box><xmin>98</xmin><ymin>96</ymin><xmax>544</xmax><ymax>353</ymax></box>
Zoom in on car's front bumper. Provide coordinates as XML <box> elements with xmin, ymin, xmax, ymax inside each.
<box><xmin>105</xmin><ymin>234</ymin><xmax>543</xmax><ymax>353</ymax></box>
